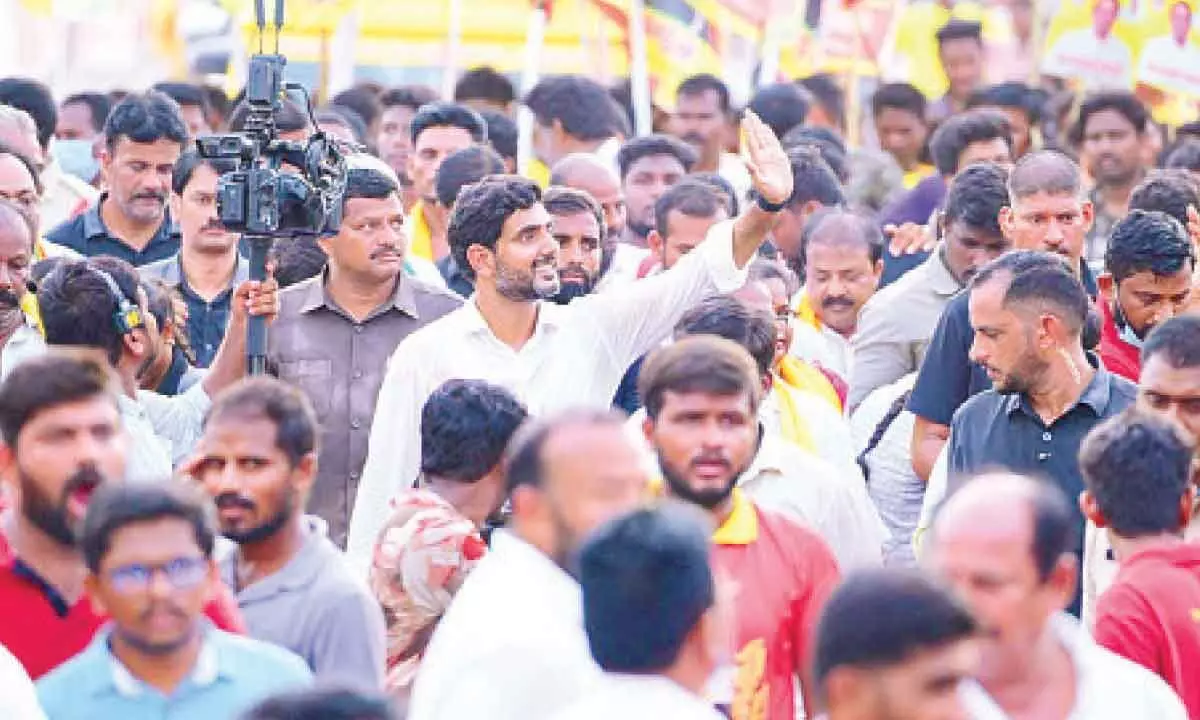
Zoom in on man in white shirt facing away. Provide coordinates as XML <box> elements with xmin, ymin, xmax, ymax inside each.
<box><xmin>553</xmin><ymin>504</ymin><xmax>727</xmax><ymax>720</ymax></box>
<box><xmin>408</xmin><ymin>410</ymin><xmax>648</xmax><ymax>720</ymax></box>
<box><xmin>347</xmin><ymin>110</ymin><xmax>792</xmax><ymax>572</ymax></box>
<box><xmin>926</xmin><ymin>472</ymin><xmax>1186</xmax><ymax>719</ymax></box>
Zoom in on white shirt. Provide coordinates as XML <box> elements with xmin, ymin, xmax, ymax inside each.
<box><xmin>1136</xmin><ymin>36</ymin><xmax>1200</xmax><ymax>96</ymax></box>
<box><xmin>849</xmin><ymin>374</ymin><xmax>924</xmax><ymax>567</ymax></box>
<box><xmin>409</xmin><ymin>531</ymin><xmax>600</xmax><ymax>720</ymax></box>
<box><xmin>759</xmin><ymin>386</ymin><xmax>859</xmax><ymax>477</ymax></box>
<box><xmin>119</xmin><ymin>384</ymin><xmax>210</xmax><ymax>484</ymax></box>
<box><xmin>790</xmin><ymin>320</ymin><xmax>853</xmax><ymax>381</ymax></box>
<box><xmin>552</xmin><ymin>673</ymin><xmax>724</xmax><ymax>720</ymax></box>
<box><xmin>595</xmin><ymin>242</ymin><xmax>651</xmax><ymax>295</ymax></box>
<box><xmin>348</xmin><ymin>220</ymin><xmax>748</xmax><ymax>574</ymax></box>
<box><xmin>1042</xmin><ymin>29</ymin><xmax>1134</xmax><ymax>89</ymax></box>
<box><xmin>739</xmin><ymin>433</ymin><xmax>885</xmax><ymax>570</ymax></box>
<box><xmin>0</xmin><ymin>643</ymin><xmax>46</xmax><ymax>720</ymax></box>
<box><xmin>913</xmin><ymin>445</ymin><xmax>950</xmax><ymax>560</ymax></box>
<box><xmin>960</xmin><ymin>614</ymin><xmax>1187</xmax><ymax>719</ymax></box>
<box><xmin>0</xmin><ymin>320</ymin><xmax>45</xmax><ymax>382</ymax></box>
<box><xmin>718</xmin><ymin>152</ymin><xmax>753</xmax><ymax>202</ymax></box>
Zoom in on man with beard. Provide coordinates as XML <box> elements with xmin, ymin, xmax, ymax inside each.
<box><xmin>38</xmin><ymin>255</ymin><xmax>278</xmax><ymax>483</ymax></box>
<box><xmin>349</xmin><ymin>111</ymin><xmax>792</xmax><ymax>573</ymax></box>
<box><xmin>617</xmin><ymin>134</ymin><xmax>696</xmax><ymax>249</ymax></box>
<box><xmin>1073</xmin><ymin>92</ymin><xmax>1150</xmax><ymax>273</ymax></box>
<box><xmin>927</xmin><ymin>472</ymin><xmax>1186</xmax><ymax>719</ymax></box>
<box><xmin>184</xmin><ymin>377</ymin><xmax>386</xmax><ymax>689</ymax></box>
<box><xmin>908</xmin><ymin>150</ymin><xmax>1101</xmax><ymax>482</ymax></box>
<box><xmin>269</xmin><ymin>167</ymin><xmax>461</xmax><ymax>547</ymax></box>
<box><xmin>549</xmin><ymin>153</ymin><xmax>636</xmax><ymax>290</ymax></box>
<box><xmin>792</xmin><ymin>209</ymin><xmax>885</xmax><ymax>381</ymax></box>
<box><xmin>46</xmin><ymin>91</ymin><xmax>188</xmax><ymax>266</ymax></box>
<box><xmin>639</xmin><ymin>336</ymin><xmax>841</xmax><ymax>719</ymax></box>
<box><xmin>433</xmin><ymin>145</ymin><xmax>507</xmax><ymax>296</ymax></box>
<box><xmin>140</xmin><ymin>150</ymin><xmax>244</xmax><ymax>368</ymax></box>
<box><xmin>1096</xmin><ymin>211</ymin><xmax>1194</xmax><ymax>381</ymax></box>
<box><xmin>409</xmin><ymin>410</ymin><xmax>647</xmax><ymax>720</ymax></box>
<box><xmin>945</xmin><ymin>250</ymin><xmax>1136</xmax><ymax>615</ymax></box>
<box><xmin>850</xmin><ymin>163</ymin><xmax>1011</xmax><ymax>411</ymax></box>
<box><xmin>671</xmin><ymin>74</ymin><xmax>752</xmax><ymax>200</ymax></box>
<box><xmin>544</xmin><ymin>187</ymin><xmax>604</xmax><ymax>305</ymax></box>
<box><xmin>0</xmin><ymin>199</ymin><xmax>42</xmax><ymax>381</ymax></box>
<box><xmin>37</xmin><ymin>482</ymin><xmax>313</xmax><ymax>719</ymax></box>
<box><xmin>0</xmin><ymin>352</ymin><xmax>243</xmax><ymax>679</ymax></box>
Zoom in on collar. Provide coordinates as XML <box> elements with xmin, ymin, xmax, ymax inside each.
<box><xmin>83</xmin><ymin>194</ymin><xmax>179</xmax><ymax>244</ymax></box>
<box><xmin>154</xmin><ymin>346</ymin><xmax>191</xmax><ymax>396</ymax></box>
<box><xmin>163</xmin><ymin>253</ymin><xmax>250</xmax><ymax>292</ymax></box>
<box><xmin>223</xmin><ymin>516</ymin><xmax>331</xmax><ymax>600</ymax></box>
<box><xmin>459</xmin><ymin>296</ymin><xmax>563</xmax><ymax>338</ymax></box>
<box><xmin>929</xmin><ymin>246</ymin><xmax>965</xmax><ymax>296</ymax></box>
<box><xmin>712</xmin><ymin>489</ymin><xmax>758</xmax><ymax>546</ymax></box>
<box><xmin>10</xmin><ymin>554</ymin><xmax>72</xmax><ymax>617</ymax></box>
<box><xmin>489</xmin><ymin>530</ymin><xmax>582</xmax><ymax>612</ymax></box>
<box><xmin>298</xmin><ymin>269</ymin><xmax>421</xmax><ymax>319</ymax></box>
<box><xmin>740</xmin><ymin>430</ymin><xmax>788</xmax><ymax>483</ymax></box>
<box><xmin>1003</xmin><ymin>355</ymin><xmax>1110</xmax><ymax>418</ymax></box>
<box><xmin>100</xmin><ymin>623</ymin><xmax>224</xmax><ymax>698</ymax></box>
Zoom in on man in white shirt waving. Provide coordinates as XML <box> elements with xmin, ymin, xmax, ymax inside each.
<box><xmin>926</xmin><ymin>472</ymin><xmax>1186</xmax><ymax>719</ymax></box>
<box><xmin>348</xmin><ymin>111</ymin><xmax>792</xmax><ymax>571</ymax></box>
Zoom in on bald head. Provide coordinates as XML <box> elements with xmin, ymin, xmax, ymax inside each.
<box><xmin>802</xmin><ymin>209</ymin><xmax>885</xmax><ymax>265</ymax></box>
<box><xmin>934</xmin><ymin>472</ymin><xmax>1076</xmax><ymax>580</ymax></box>
<box><xmin>0</xmin><ymin>197</ymin><xmax>32</xmax><ymax>247</ymax></box>
<box><xmin>0</xmin><ymin>106</ymin><xmax>42</xmax><ymax>165</ymax></box>
<box><xmin>550</xmin><ymin>152</ymin><xmax>626</xmax><ymax>247</ymax></box>
<box><xmin>1007</xmin><ymin>150</ymin><xmax>1082</xmax><ymax>201</ymax></box>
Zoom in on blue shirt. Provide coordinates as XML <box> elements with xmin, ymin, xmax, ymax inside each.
<box><xmin>140</xmin><ymin>253</ymin><xmax>250</xmax><ymax>368</ymax></box>
<box><xmin>36</xmin><ymin>624</ymin><xmax>312</xmax><ymax>720</ymax></box>
<box><xmin>44</xmin><ymin>194</ymin><xmax>180</xmax><ymax>267</ymax></box>
<box><xmin>876</xmin><ymin>175</ymin><xmax>947</xmax><ymax>288</ymax></box>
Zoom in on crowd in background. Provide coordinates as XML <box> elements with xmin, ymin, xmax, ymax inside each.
<box><xmin>2</xmin><ymin>12</ymin><xmax>1200</xmax><ymax>719</ymax></box>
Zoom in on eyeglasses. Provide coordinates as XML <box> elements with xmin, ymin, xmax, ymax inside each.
<box><xmin>104</xmin><ymin>556</ymin><xmax>208</xmax><ymax>594</ymax></box>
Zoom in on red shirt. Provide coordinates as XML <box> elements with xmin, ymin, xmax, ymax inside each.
<box><xmin>711</xmin><ymin>491</ymin><xmax>841</xmax><ymax>720</ymax></box>
<box><xmin>1098</xmin><ymin>298</ymin><xmax>1141</xmax><ymax>382</ymax></box>
<box><xmin>0</xmin><ymin>525</ymin><xmax>244</xmax><ymax>679</ymax></box>
<box><xmin>1093</xmin><ymin>542</ymin><xmax>1200</xmax><ymax>719</ymax></box>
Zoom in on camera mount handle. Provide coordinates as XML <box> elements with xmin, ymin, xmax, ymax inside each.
<box><xmin>246</xmin><ymin>234</ymin><xmax>272</xmax><ymax>376</ymax></box>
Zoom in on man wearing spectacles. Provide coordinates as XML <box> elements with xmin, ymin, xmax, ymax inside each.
<box><xmin>35</xmin><ymin>481</ymin><xmax>312</xmax><ymax>719</ymax></box>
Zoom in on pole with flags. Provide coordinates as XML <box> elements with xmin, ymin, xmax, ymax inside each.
<box><xmin>628</xmin><ymin>0</ymin><xmax>653</xmax><ymax>136</ymax></box>
<box><xmin>517</xmin><ymin>0</ymin><xmax>550</xmax><ymax>175</ymax></box>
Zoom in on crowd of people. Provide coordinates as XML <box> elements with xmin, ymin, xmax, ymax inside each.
<box><xmin>2</xmin><ymin>19</ymin><xmax>1200</xmax><ymax>720</ymax></box>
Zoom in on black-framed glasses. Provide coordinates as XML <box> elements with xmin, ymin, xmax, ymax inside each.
<box><xmin>105</xmin><ymin>556</ymin><xmax>208</xmax><ymax>594</ymax></box>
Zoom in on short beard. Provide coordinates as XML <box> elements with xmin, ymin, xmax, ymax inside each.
<box><xmin>19</xmin><ymin>465</ymin><xmax>106</xmax><ymax>547</ymax></box>
<box><xmin>495</xmin><ymin>259</ymin><xmax>559</xmax><ymax>302</ymax></box>
<box><xmin>992</xmin><ymin>350</ymin><xmax>1049</xmax><ymax>396</ymax></box>
<box><xmin>627</xmin><ymin>219</ymin><xmax>652</xmax><ymax>240</ymax></box>
<box><xmin>114</xmin><ymin>616</ymin><xmax>197</xmax><ymax>657</ymax></box>
<box><xmin>221</xmin><ymin>489</ymin><xmax>295</xmax><ymax>545</ymax></box>
<box><xmin>660</xmin><ymin>454</ymin><xmax>740</xmax><ymax>510</ymax></box>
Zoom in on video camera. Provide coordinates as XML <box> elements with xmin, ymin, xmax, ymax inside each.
<box><xmin>196</xmin><ymin>0</ymin><xmax>347</xmax><ymax>374</ymax></box>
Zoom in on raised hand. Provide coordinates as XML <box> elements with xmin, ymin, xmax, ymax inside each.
<box><xmin>741</xmin><ymin>110</ymin><xmax>793</xmax><ymax>207</ymax></box>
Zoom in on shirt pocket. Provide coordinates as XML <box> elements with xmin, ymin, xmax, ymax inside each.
<box><xmin>278</xmin><ymin>358</ymin><xmax>333</xmax><ymax>417</ymax></box>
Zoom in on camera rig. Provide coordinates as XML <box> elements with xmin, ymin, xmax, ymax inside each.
<box><xmin>196</xmin><ymin>0</ymin><xmax>347</xmax><ymax>375</ymax></box>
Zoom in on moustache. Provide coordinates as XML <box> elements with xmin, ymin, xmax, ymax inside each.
<box><xmin>532</xmin><ymin>253</ymin><xmax>558</xmax><ymax>271</ymax></box>
<box><xmin>690</xmin><ymin>452</ymin><xmax>732</xmax><ymax>470</ymax></box>
<box><xmin>133</xmin><ymin>192</ymin><xmax>166</xmax><ymax>203</ymax></box>
<box><xmin>138</xmin><ymin>599</ymin><xmax>189</xmax><ymax>623</ymax></box>
<box><xmin>370</xmin><ymin>246</ymin><xmax>402</xmax><ymax>260</ymax></box>
<box><xmin>822</xmin><ymin>296</ymin><xmax>854</xmax><ymax>310</ymax></box>
<box><xmin>558</xmin><ymin>263</ymin><xmax>592</xmax><ymax>281</ymax></box>
<box><xmin>200</xmin><ymin>219</ymin><xmax>226</xmax><ymax>233</ymax></box>
<box><xmin>214</xmin><ymin>492</ymin><xmax>256</xmax><ymax>512</ymax></box>
<box><xmin>0</xmin><ymin>288</ymin><xmax>19</xmax><ymax>309</ymax></box>
<box><xmin>682</xmin><ymin>133</ymin><xmax>706</xmax><ymax>145</ymax></box>
<box><xmin>62</xmin><ymin>465</ymin><xmax>104</xmax><ymax>505</ymax></box>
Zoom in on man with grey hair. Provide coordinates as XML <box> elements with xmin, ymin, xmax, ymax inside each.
<box><xmin>0</xmin><ymin>198</ymin><xmax>42</xmax><ymax>380</ymax></box>
<box><xmin>908</xmin><ymin>149</ymin><xmax>1100</xmax><ymax>482</ymax></box>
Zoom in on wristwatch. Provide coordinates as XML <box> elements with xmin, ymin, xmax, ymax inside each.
<box><xmin>753</xmin><ymin>191</ymin><xmax>788</xmax><ymax>213</ymax></box>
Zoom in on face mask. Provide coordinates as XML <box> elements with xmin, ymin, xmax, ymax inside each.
<box><xmin>53</xmin><ymin>138</ymin><xmax>99</xmax><ymax>183</ymax></box>
<box><xmin>1113</xmin><ymin>295</ymin><xmax>1145</xmax><ymax>349</ymax></box>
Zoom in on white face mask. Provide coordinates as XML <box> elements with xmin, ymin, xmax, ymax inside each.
<box><xmin>53</xmin><ymin>138</ymin><xmax>99</xmax><ymax>183</ymax></box>
<box><xmin>1113</xmin><ymin>292</ymin><xmax>1146</xmax><ymax>349</ymax></box>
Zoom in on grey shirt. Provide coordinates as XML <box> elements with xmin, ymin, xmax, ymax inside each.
<box><xmin>218</xmin><ymin>516</ymin><xmax>387</xmax><ymax>691</ymax></box>
<box><xmin>849</xmin><ymin>246</ymin><xmax>961</xmax><ymax>411</ymax></box>
<box><xmin>269</xmin><ymin>272</ymin><xmax>463</xmax><ymax>547</ymax></box>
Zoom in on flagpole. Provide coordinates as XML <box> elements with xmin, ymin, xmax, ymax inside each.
<box><xmin>629</xmin><ymin>0</ymin><xmax>653</xmax><ymax>136</ymax></box>
<box><xmin>442</xmin><ymin>0</ymin><xmax>463</xmax><ymax>100</ymax></box>
<box><xmin>518</xmin><ymin>1</ymin><xmax>549</xmax><ymax>175</ymax></box>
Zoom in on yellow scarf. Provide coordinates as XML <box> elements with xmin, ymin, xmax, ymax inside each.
<box><xmin>408</xmin><ymin>201</ymin><xmax>433</xmax><ymax>262</ymax></box>
<box><xmin>778</xmin><ymin>356</ymin><xmax>842</xmax><ymax>413</ymax></box>
<box><xmin>772</xmin><ymin>379</ymin><xmax>818</xmax><ymax>453</ymax></box>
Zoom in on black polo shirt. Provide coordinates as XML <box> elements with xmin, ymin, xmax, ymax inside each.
<box><xmin>44</xmin><ymin>194</ymin><xmax>180</xmax><ymax>266</ymax></box>
<box><xmin>907</xmin><ymin>260</ymin><xmax>1099</xmax><ymax>426</ymax></box>
<box><xmin>946</xmin><ymin>365</ymin><xmax>1135</xmax><ymax>615</ymax></box>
